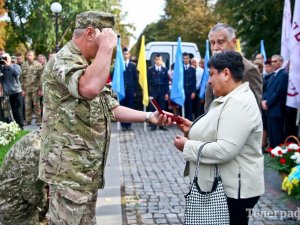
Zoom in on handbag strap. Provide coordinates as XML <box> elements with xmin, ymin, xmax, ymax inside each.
<box><xmin>194</xmin><ymin>142</ymin><xmax>210</xmax><ymax>178</ymax></box>
<box><xmin>194</xmin><ymin>142</ymin><xmax>220</xmax><ymax>179</ymax></box>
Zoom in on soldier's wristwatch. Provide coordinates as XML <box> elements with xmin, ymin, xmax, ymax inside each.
<box><xmin>145</xmin><ymin>112</ymin><xmax>153</xmax><ymax>123</ymax></box>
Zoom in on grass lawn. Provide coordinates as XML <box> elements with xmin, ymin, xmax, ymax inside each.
<box><xmin>0</xmin><ymin>130</ymin><xmax>30</xmax><ymax>167</ymax></box>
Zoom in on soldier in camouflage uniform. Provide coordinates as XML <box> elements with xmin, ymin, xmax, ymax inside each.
<box><xmin>0</xmin><ymin>129</ymin><xmax>48</xmax><ymax>225</ymax></box>
<box><xmin>21</xmin><ymin>50</ymin><xmax>43</xmax><ymax>125</ymax></box>
<box><xmin>39</xmin><ymin>11</ymin><xmax>170</xmax><ymax>225</ymax></box>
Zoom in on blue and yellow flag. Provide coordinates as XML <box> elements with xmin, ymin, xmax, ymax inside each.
<box><xmin>112</xmin><ymin>37</ymin><xmax>125</xmax><ymax>100</ymax></box>
<box><xmin>170</xmin><ymin>37</ymin><xmax>185</xmax><ymax>106</ymax></box>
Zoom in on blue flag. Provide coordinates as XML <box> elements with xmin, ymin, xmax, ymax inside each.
<box><xmin>112</xmin><ymin>37</ymin><xmax>125</xmax><ymax>101</ymax></box>
<box><xmin>170</xmin><ymin>37</ymin><xmax>185</xmax><ymax>106</ymax></box>
<box><xmin>199</xmin><ymin>40</ymin><xmax>210</xmax><ymax>100</ymax></box>
<box><xmin>260</xmin><ymin>40</ymin><xmax>267</xmax><ymax>62</ymax></box>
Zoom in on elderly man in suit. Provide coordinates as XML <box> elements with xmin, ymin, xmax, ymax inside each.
<box><xmin>262</xmin><ymin>55</ymin><xmax>288</xmax><ymax>148</ymax></box>
<box><xmin>204</xmin><ymin>23</ymin><xmax>262</xmax><ymax>111</ymax></box>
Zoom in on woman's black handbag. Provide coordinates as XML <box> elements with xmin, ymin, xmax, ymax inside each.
<box><xmin>184</xmin><ymin>143</ymin><xmax>230</xmax><ymax>225</ymax></box>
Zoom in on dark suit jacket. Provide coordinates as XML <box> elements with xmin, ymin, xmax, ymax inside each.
<box><xmin>263</xmin><ymin>68</ymin><xmax>288</xmax><ymax>118</ymax></box>
<box><xmin>124</xmin><ymin>61</ymin><xmax>138</xmax><ymax>91</ymax></box>
<box><xmin>147</xmin><ymin>66</ymin><xmax>169</xmax><ymax>96</ymax></box>
<box><xmin>204</xmin><ymin>57</ymin><xmax>262</xmax><ymax>111</ymax></box>
<box><xmin>183</xmin><ymin>66</ymin><xmax>196</xmax><ymax>94</ymax></box>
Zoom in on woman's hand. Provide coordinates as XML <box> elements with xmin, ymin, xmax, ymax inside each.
<box><xmin>174</xmin><ymin>135</ymin><xmax>188</xmax><ymax>152</ymax></box>
<box><xmin>149</xmin><ymin>111</ymin><xmax>172</xmax><ymax>126</ymax></box>
<box><xmin>177</xmin><ymin>116</ymin><xmax>192</xmax><ymax>135</ymax></box>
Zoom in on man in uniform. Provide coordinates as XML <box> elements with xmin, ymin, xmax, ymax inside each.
<box><xmin>204</xmin><ymin>23</ymin><xmax>262</xmax><ymax>111</ymax></box>
<box><xmin>147</xmin><ymin>53</ymin><xmax>169</xmax><ymax>131</ymax></box>
<box><xmin>183</xmin><ymin>52</ymin><xmax>196</xmax><ymax>121</ymax></box>
<box><xmin>39</xmin><ymin>11</ymin><xmax>169</xmax><ymax>224</ymax></box>
<box><xmin>0</xmin><ymin>129</ymin><xmax>48</xmax><ymax>225</ymax></box>
<box><xmin>120</xmin><ymin>47</ymin><xmax>138</xmax><ymax>131</ymax></box>
<box><xmin>21</xmin><ymin>50</ymin><xmax>43</xmax><ymax>125</ymax></box>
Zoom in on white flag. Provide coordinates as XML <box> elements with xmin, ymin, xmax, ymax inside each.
<box><xmin>286</xmin><ymin>0</ymin><xmax>300</xmax><ymax>108</ymax></box>
<box><xmin>281</xmin><ymin>0</ymin><xmax>292</xmax><ymax>67</ymax></box>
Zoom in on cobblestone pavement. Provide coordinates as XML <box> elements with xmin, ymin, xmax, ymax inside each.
<box><xmin>117</xmin><ymin>123</ymin><xmax>299</xmax><ymax>225</ymax></box>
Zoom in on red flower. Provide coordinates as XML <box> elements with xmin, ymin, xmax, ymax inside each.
<box><xmin>266</xmin><ymin>147</ymin><xmax>273</xmax><ymax>153</ymax></box>
<box><xmin>279</xmin><ymin>144</ymin><xmax>284</xmax><ymax>147</ymax></box>
<box><xmin>288</xmin><ymin>149</ymin><xmax>292</xmax><ymax>153</ymax></box>
<box><xmin>297</xmin><ymin>149</ymin><xmax>300</xmax><ymax>153</ymax></box>
<box><xmin>278</xmin><ymin>150</ymin><xmax>283</xmax><ymax>155</ymax></box>
<box><xmin>279</xmin><ymin>158</ymin><xmax>286</xmax><ymax>164</ymax></box>
<box><xmin>271</xmin><ymin>154</ymin><xmax>275</xmax><ymax>158</ymax></box>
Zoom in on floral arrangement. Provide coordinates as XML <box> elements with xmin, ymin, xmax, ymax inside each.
<box><xmin>282</xmin><ymin>165</ymin><xmax>300</xmax><ymax>200</ymax></box>
<box><xmin>0</xmin><ymin>121</ymin><xmax>21</xmax><ymax>147</ymax></box>
<box><xmin>266</xmin><ymin>136</ymin><xmax>300</xmax><ymax>174</ymax></box>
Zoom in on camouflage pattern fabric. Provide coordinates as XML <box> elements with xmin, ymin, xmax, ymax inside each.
<box><xmin>39</xmin><ymin>40</ymin><xmax>119</xmax><ymax>192</ymax></box>
<box><xmin>75</xmin><ymin>11</ymin><xmax>115</xmax><ymax>30</ymax></box>
<box><xmin>47</xmin><ymin>184</ymin><xmax>97</xmax><ymax>225</ymax></box>
<box><xmin>0</xmin><ymin>129</ymin><xmax>48</xmax><ymax>225</ymax></box>
<box><xmin>25</xmin><ymin>90</ymin><xmax>42</xmax><ymax>124</ymax></box>
<box><xmin>21</xmin><ymin>60</ymin><xmax>43</xmax><ymax>93</ymax></box>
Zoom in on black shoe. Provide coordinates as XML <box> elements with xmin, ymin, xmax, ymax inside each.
<box><xmin>122</xmin><ymin>127</ymin><xmax>127</xmax><ymax>131</ymax></box>
<box><xmin>150</xmin><ymin>126</ymin><xmax>156</xmax><ymax>131</ymax></box>
<box><xmin>159</xmin><ymin>126</ymin><xmax>168</xmax><ymax>131</ymax></box>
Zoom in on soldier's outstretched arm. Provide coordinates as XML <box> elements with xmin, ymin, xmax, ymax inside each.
<box><xmin>113</xmin><ymin>105</ymin><xmax>172</xmax><ymax>126</ymax></box>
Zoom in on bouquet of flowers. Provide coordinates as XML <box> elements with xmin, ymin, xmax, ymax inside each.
<box><xmin>0</xmin><ymin>121</ymin><xmax>21</xmax><ymax>147</ymax></box>
<box><xmin>282</xmin><ymin>164</ymin><xmax>300</xmax><ymax>200</ymax></box>
<box><xmin>266</xmin><ymin>136</ymin><xmax>300</xmax><ymax>174</ymax></box>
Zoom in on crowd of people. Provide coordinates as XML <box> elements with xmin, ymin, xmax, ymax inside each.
<box><xmin>0</xmin><ymin>10</ymin><xmax>297</xmax><ymax>225</ymax></box>
<box><xmin>0</xmin><ymin>49</ymin><xmax>55</xmax><ymax>129</ymax></box>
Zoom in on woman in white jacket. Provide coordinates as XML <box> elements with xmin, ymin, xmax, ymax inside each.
<box><xmin>174</xmin><ymin>51</ymin><xmax>264</xmax><ymax>225</ymax></box>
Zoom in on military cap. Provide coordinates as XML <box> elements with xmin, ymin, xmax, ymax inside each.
<box><xmin>122</xmin><ymin>47</ymin><xmax>129</xmax><ymax>52</ymax></box>
<box><xmin>75</xmin><ymin>11</ymin><xmax>115</xmax><ymax>30</ymax></box>
<box><xmin>11</xmin><ymin>56</ymin><xmax>17</xmax><ymax>61</ymax></box>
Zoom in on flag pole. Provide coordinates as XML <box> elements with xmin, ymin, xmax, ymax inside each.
<box><xmin>143</xmin><ymin>106</ymin><xmax>147</xmax><ymax>132</ymax></box>
<box><xmin>117</xmin><ymin>95</ymin><xmax>121</xmax><ymax>131</ymax></box>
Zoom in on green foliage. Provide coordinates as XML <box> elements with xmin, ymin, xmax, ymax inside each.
<box><xmin>0</xmin><ymin>130</ymin><xmax>30</xmax><ymax>167</ymax></box>
<box><xmin>214</xmin><ymin>0</ymin><xmax>291</xmax><ymax>59</ymax></box>
<box><xmin>4</xmin><ymin>0</ymin><xmax>132</xmax><ymax>54</ymax></box>
<box><xmin>131</xmin><ymin>0</ymin><xmax>217</xmax><ymax>57</ymax></box>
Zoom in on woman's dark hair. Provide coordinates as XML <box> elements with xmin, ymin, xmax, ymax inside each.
<box><xmin>208</xmin><ymin>51</ymin><xmax>244</xmax><ymax>82</ymax></box>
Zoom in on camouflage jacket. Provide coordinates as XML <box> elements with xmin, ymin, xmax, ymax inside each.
<box><xmin>0</xmin><ymin>129</ymin><xmax>47</xmax><ymax>225</ymax></box>
<box><xmin>21</xmin><ymin>60</ymin><xmax>43</xmax><ymax>92</ymax></box>
<box><xmin>39</xmin><ymin>40</ymin><xmax>119</xmax><ymax>191</ymax></box>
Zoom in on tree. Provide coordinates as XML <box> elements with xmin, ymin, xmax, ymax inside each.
<box><xmin>131</xmin><ymin>0</ymin><xmax>217</xmax><ymax>57</ymax></box>
<box><xmin>214</xmin><ymin>0</ymin><xmax>288</xmax><ymax>58</ymax></box>
<box><xmin>4</xmin><ymin>0</ymin><xmax>132</xmax><ymax>55</ymax></box>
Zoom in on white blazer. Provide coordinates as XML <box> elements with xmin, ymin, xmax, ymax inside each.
<box><xmin>183</xmin><ymin>82</ymin><xmax>265</xmax><ymax>199</ymax></box>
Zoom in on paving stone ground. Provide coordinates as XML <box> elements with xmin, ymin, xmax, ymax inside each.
<box><xmin>118</xmin><ymin>123</ymin><xmax>300</xmax><ymax>225</ymax></box>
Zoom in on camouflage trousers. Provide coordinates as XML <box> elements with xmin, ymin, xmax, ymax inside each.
<box><xmin>25</xmin><ymin>91</ymin><xmax>41</xmax><ymax>124</ymax></box>
<box><xmin>47</xmin><ymin>185</ymin><xmax>98</xmax><ymax>225</ymax></box>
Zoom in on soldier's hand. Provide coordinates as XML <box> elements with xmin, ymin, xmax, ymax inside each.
<box><xmin>96</xmin><ymin>28</ymin><xmax>117</xmax><ymax>50</ymax></box>
<box><xmin>149</xmin><ymin>111</ymin><xmax>172</xmax><ymax>126</ymax></box>
<box><xmin>22</xmin><ymin>91</ymin><xmax>26</xmax><ymax>96</ymax></box>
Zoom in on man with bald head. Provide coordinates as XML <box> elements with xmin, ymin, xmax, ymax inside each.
<box><xmin>204</xmin><ymin>23</ymin><xmax>262</xmax><ymax>111</ymax></box>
